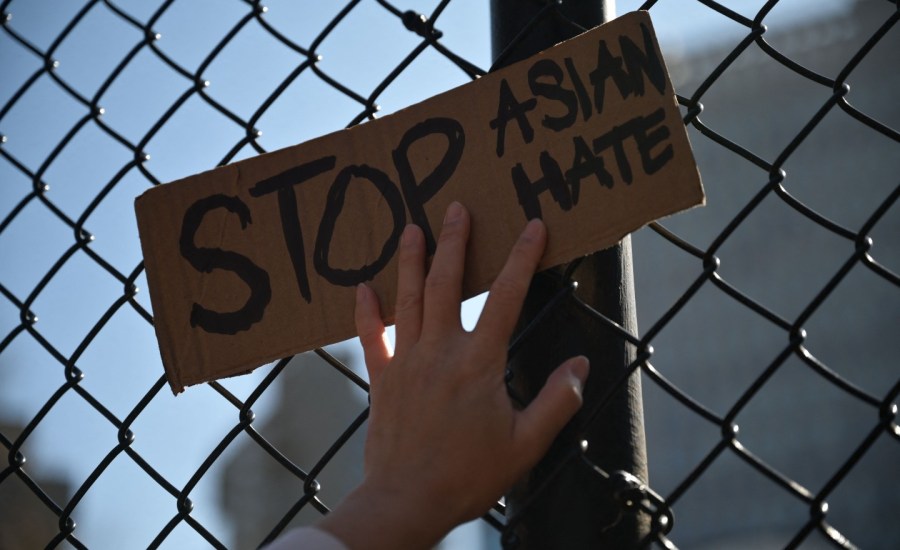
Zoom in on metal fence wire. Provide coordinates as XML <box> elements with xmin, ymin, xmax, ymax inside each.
<box><xmin>1</xmin><ymin>0</ymin><xmax>898</xmax><ymax>548</ymax></box>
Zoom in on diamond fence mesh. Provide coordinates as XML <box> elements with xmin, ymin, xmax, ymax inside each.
<box><xmin>1</xmin><ymin>0</ymin><xmax>897</xmax><ymax>548</ymax></box>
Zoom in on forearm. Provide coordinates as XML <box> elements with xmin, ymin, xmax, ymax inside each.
<box><xmin>317</xmin><ymin>482</ymin><xmax>453</xmax><ymax>550</ymax></box>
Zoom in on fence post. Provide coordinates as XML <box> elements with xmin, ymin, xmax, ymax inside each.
<box><xmin>490</xmin><ymin>1</ymin><xmax>651</xmax><ymax>548</ymax></box>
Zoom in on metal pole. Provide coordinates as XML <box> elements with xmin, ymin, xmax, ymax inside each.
<box><xmin>490</xmin><ymin>1</ymin><xmax>650</xmax><ymax>548</ymax></box>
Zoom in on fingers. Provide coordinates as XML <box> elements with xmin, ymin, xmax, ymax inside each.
<box><xmin>475</xmin><ymin>218</ymin><xmax>546</xmax><ymax>344</ymax></box>
<box><xmin>422</xmin><ymin>202</ymin><xmax>469</xmax><ymax>334</ymax></box>
<box><xmin>355</xmin><ymin>283</ymin><xmax>392</xmax><ymax>384</ymax></box>
<box><xmin>394</xmin><ymin>224</ymin><xmax>426</xmax><ymax>353</ymax></box>
<box><xmin>513</xmin><ymin>356</ymin><xmax>589</xmax><ymax>468</ymax></box>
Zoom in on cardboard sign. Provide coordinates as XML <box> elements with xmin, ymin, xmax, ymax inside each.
<box><xmin>135</xmin><ymin>11</ymin><xmax>704</xmax><ymax>393</ymax></box>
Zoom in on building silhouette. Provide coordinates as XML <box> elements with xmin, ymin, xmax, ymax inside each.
<box><xmin>636</xmin><ymin>0</ymin><xmax>898</xmax><ymax>547</ymax></box>
<box><xmin>220</xmin><ymin>351</ymin><xmax>367</xmax><ymax>549</ymax></box>
<box><xmin>0</xmin><ymin>421</ymin><xmax>71</xmax><ymax>550</ymax></box>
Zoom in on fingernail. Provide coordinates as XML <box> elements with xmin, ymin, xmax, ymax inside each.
<box><xmin>356</xmin><ymin>283</ymin><xmax>368</xmax><ymax>302</ymax></box>
<box><xmin>444</xmin><ymin>201</ymin><xmax>463</xmax><ymax>223</ymax></box>
<box><xmin>401</xmin><ymin>224</ymin><xmax>420</xmax><ymax>246</ymax></box>
<box><xmin>523</xmin><ymin>217</ymin><xmax>544</xmax><ymax>239</ymax></box>
<box><xmin>570</xmin><ymin>356</ymin><xmax>590</xmax><ymax>387</ymax></box>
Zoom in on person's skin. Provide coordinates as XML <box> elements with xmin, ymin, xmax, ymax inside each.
<box><xmin>317</xmin><ymin>201</ymin><xmax>590</xmax><ymax>549</ymax></box>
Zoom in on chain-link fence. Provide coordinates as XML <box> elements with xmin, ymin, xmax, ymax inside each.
<box><xmin>1</xmin><ymin>0</ymin><xmax>897</xmax><ymax>548</ymax></box>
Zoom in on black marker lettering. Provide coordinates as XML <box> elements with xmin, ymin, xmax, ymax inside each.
<box><xmin>528</xmin><ymin>59</ymin><xmax>578</xmax><ymax>132</ymax></box>
<box><xmin>564</xmin><ymin>57</ymin><xmax>592</xmax><ymax>122</ymax></box>
<box><xmin>179</xmin><ymin>194</ymin><xmax>271</xmax><ymax>334</ymax></box>
<box><xmin>591</xmin><ymin>110</ymin><xmax>674</xmax><ymax>184</ymax></box>
<box><xmin>566</xmin><ymin>135</ymin><xmax>613</xmax><ymax>196</ymax></box>
<box><xmin>593</xmin><ymin>119</ymin><xmax>638</xmax><ymax>185</ymax></box>
<box><xmin>634</xmin><ymin>108</ymin><xmax>673</xmax><ymax>174</ymax></box>
<box><xmin>314</xmin><ymin>164</ymin><xmax>406</xmax><ymax>286</ymax></box>
<box><xmin>589</xmin><ymin>39</ymin><xmax>633</xmax><ymax>113</ymax></box>
<box><xmin>250</xmin><ymin>156</ymin><xmax>336</xmax><ymax>303</ymax></box>
<box><xmin>511</xmin><ymin>151</ymin><xmax>571</xmax><ymax>220</ymax></box>
<box><xmin>620</xmin><ymin>23</ymin><xmax>666</xmax><ymax>97</ymax></box>
<box><xmin>490</xmin><ymin>78</ymin><xmax>537</xmax><ymax>158</ymax></box>
<box><xmin>392</xmin><ymin>117</ymin><xmax>464</xmax><ymax>254</ymax></box>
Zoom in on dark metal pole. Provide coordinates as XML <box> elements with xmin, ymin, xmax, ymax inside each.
<box><xmin>491</xmin><ymin>1</ymin><xmax>650</xmax><ymax>548</ymax></box>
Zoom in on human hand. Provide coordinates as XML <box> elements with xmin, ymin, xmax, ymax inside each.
<box><xmin>319</xmin><ymin>202</ymin><xmax>589</xmax><ymax>549</ymax></box>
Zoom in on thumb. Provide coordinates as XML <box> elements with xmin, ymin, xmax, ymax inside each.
<box><xmin>513</xmin><ymin>356</ymin><xmax>589</xmax><ymax>468</ymax></box>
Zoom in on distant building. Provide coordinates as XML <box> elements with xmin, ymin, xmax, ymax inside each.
<box><xmin>0</xmin><ymin>422</ymin><xmax>71</xmax><ymax>550</ymax></box>
<box><xmin>220</xmin><ymin>351</ymin><xmax>368</xmax><ymax>549</ymax></box>
<box><xmin>636</xmin><ymin>0</ymin><xmax>899</xmax><ymax>547</ymax></box>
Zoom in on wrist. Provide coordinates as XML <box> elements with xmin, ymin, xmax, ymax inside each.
<box><xmin>317</xmin><ymin>479</ymin><xmax>452</xmax><ymax>550</ymax></box>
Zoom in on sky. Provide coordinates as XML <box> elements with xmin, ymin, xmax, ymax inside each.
<box><xmin>0</xmin><ymin>0</ymin><xmax>853</xmax><ymax>548</ymax></box>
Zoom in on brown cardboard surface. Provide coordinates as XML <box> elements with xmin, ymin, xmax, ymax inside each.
<box><xmin>134</xmin><ymin>11</ymin><xmax>704</xmax><ymax>392</ymax></box>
